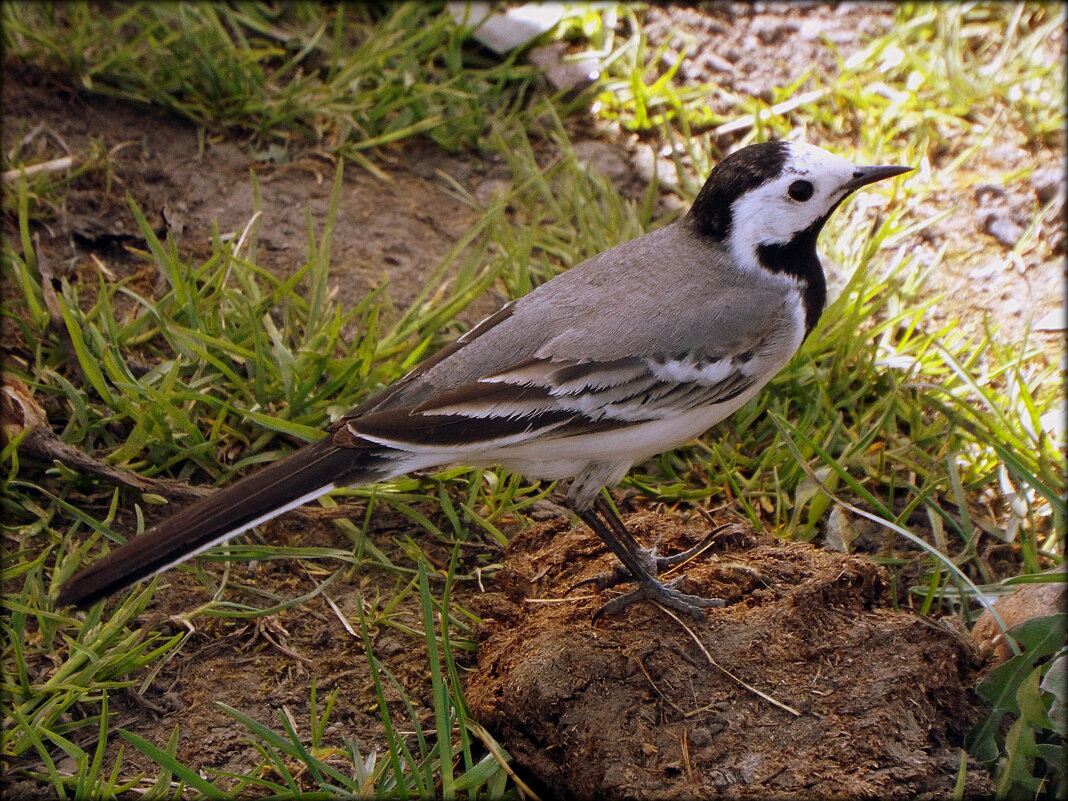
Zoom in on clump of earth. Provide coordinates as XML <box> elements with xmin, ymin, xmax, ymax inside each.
<box><xmin>466</xmin><ymin>513</ymin><xmax>992</xmax><ymax>799</ymax></box>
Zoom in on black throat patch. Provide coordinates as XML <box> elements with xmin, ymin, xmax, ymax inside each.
<box><xmin>756</xmin><ymin>217</ymin><xmax>828</xmax><ymax>334</ymax></box>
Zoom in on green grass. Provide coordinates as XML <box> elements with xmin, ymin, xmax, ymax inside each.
<box><xmin>2</xmin><ymin>2</ymin><xmax>1064</xmax><ymax>799</ymax></box>
<box><xmin>1</xmin><ymin>3</ymin><xmax>539</xmax><ymax>157</ymax></box>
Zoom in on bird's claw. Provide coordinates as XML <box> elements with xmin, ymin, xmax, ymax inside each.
<box><xmin>591</xmin><ymin>576</ymin><xmax>725</xmax><ymax>623</ymax></box>
<box><xmin>568</xmin><ymin>538</ymin><xmax>715</xmax><ymax>594</ymax></box>
<box><xmin>568</xmin><ymin>538</ymin><xmax>724</xmax><ymax>621</ymax></box>
<box><xmin>569</xmin><ymin>564</ymin><xmax>632</xmax><ymax>593</ymax></box>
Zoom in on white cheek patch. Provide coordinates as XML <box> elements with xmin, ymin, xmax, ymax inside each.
<box><xmin>725</xmin><ymin>142</ymin><xmax>861</xmax><ymax>272</ymax></box>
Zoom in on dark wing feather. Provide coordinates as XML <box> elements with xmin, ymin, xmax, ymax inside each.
<box><xmin>344</xmin><ymin>352</ymin><xmax>758</xmax><ymax>450</ymax></box>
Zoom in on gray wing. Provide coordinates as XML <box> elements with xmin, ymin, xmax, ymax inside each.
<box><xmin>334</xmin><ymin>222</ymin><xmax>802</xmax><ymax>450</ymax></box>
<box><xmin>338</xmin><ymin>351</ymin><xmax>763</xmax><ymax>449</ymax></box>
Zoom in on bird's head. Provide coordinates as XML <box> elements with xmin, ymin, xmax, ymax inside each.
<box><xmin>688</xmin><ymin>141</ymin><xmax>911</xmax><ymax>276</ymax></box>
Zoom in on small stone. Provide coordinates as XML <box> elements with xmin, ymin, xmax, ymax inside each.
<box><xmin>976</xmin><ymin>209</ymin><xmax>1024</xmax><ymax>248</ymax></box>
<box><xmin>529</xmin><ymin>43</ymin><xmax>600</xmax><ymax>94</ymax></box>
<box><xmin>824</xmin><ymin>506</ymin><xmax>859</xmax><ymax>553</ymax></box>
<box><xmin>448</xmin><ymin>2</ymin><xmax>563</xmax><ymax>54</ymax></box>
<box><xmin>973</xmin><ymin>183</ymin><xmax>1006</xmax><ymax>202</ymax></box>
<box><xmin>474</xmin><ymin>178</ymin><xmax>511</xmax><ymax>206</ymax></box>
<box><xmin>987</xmin><ymin>144</ymin><xmax>1028</xmax><ymax>167</ymax></box>
<box><xmin>972</xmin><ymin>565</ymin><xmax>1067</xmax><ymax>665</ymax></box>
<box><xmin>572</xmin><ymin>140</ymin><xmax>630</xmax><ymax>187</ymax></box>
<box><xmin>799</xmin><ymin>18</ymin><xmax>824</xmax><ymax>40</ymax></box>
<box><xmin>1031</xmin><ymin>167</ymin><xmax>1063</xmax><ymax>205</ymax></box>
<box><xmin>1033</xmin><ymin>306</ymin><xmax>1067</xmax><ymax>332</ymax></box>
<box><xmin>627</xmin><ymin>143</ymin><xmax>679</xmax><ymax>189</ymax></box>
<box><xmin>966</xmin><ymin>261</ymin><xmax>1003</xmax><ymax>281</ymax></box>
<box><xmin>702</xmin><ymin>52</ymin><xmax>736</xmax><ymax>73</ymax></box>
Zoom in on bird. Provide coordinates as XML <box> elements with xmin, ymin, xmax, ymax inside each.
<box><xmin>57</xmin><ymin>141</ymin><xmax>911</xmax><ymax>617</ymax></box>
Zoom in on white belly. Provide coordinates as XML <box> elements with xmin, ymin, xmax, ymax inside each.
<box><xmin>476</xmin><ymin>381</ymin><xmax>764</xmax><ymax>482</ymax></box>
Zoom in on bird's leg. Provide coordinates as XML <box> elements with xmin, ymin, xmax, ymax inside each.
<box><xmin>573</xmin><ymin>496</ymin><xmax>721</xmax><ymax>587</ymax></box>
<box><xmin>596</xmin><ymin>495</ymin><xmax>724</xmax><ymax>570</ymax></box>
<box><xmin>573</xmin><ymin>495</ymin><xmax>725</xmax><ymax>621</ymax></box>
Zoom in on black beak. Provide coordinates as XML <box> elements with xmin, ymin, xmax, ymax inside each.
<box><xmin>845</xmin><ymin>164</ymin><xmax>913</xmax><ymax>192</ymax></box>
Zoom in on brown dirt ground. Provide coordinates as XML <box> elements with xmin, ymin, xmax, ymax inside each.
<box><xmin>467</xmin><ymin>514</ymin><xmax>992</xmax><ymax>800</ymax></box>
<box><xmin>0</xmin><ymin>64</ymin><xmax>503</xmax><ymax>336</ymax></box>
<box><xmin>3</xmin><ymin>3</ymin><xmax>1063</xmax><ymax>798</ymax></box>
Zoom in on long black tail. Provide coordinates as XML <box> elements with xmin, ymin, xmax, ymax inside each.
<box><xmin>57</xmin><ymin>438</ymin><xmax>398</xmax><ymax>609</ymax></box>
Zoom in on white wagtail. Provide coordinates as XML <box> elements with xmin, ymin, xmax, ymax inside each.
<box><xmin>57</xmin><ymin>141</ymin><xmax>911</xmax><ymax>616</ymax></box>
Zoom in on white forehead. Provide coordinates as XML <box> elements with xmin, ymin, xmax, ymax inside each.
<box><xmin>779</xmin><ymin>141</ymin><xmax>857</xmax><ymax>181</ymax></box>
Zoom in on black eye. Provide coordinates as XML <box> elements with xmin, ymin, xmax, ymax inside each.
<box><xmin>788</xmin><ymin>180</ymin><xmax>814</xmax><ymax>202</ymax></box>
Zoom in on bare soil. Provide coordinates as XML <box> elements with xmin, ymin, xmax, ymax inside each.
<box><xmin>3</xmin><ymin>3</ymin><xmax>1062</xmax><ymax>798</ymax></box>
<box><xmin>467</xmin><ymin>514</ymin><xmax>992</xmax><ymax>800</ymax></box>
<box><xmin>1</xmin><ymin>64</ymin><xmax>497</xmax><ymax>332</ymax></box>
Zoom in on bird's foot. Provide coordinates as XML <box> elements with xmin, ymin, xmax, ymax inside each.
<box><xmin>569</xmin><ymin>540</ymin><xmax>723</xmax><ymax>621</ymax></box>
<box><xmin>591</xmin><ymin>576</ymin><xmax>725</xmax><ymax>622</ymax></box>
<box><xmin>571</xmin><ymin>539</ymin><xmax>713</xmax><ymax>592</ymax></box>
<box><xmin>570</xmin><ymin>500</ymin><xmax>726</xmax><ymax>621</ymax></box>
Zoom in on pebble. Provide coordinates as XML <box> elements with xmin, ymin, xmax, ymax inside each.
<box><xmin>701</xmin><ymin>52</ymin><xmax>736</xmax><ymax>74</ymax></box>
<box><xmin>987</xmin><ymin>143</ymin><xmax>1028</xmax><ymax>167</ymax></box>
<box><xmin>1031</xmin><ymin>167</ymin><xmax>1063</xmax><ymax>204</ymax></box>
<box><xmin>967</xmin><ymin>261</ymin><xmax>1003</xmax><ymax>281</ymax></box>
<box><xmin>973</xmin><ymin>183</ymin><xmax>1006</xmax><ymax>202</ymax></box>
<box><xmin>972</xmin><ymin>565</ymin><xmax>1067</xmax><ymax>665</ymax></box>
<box><xmin>1033</xmin><ymin>306</ymin><xmax>1066</xmax><ymax>332</ymax></box>
<box><xmin>528</xmin><ymin>43</ymin><xmax>600</xmax><ymax>94</ymax></box>
<box><xmin>572</xmin><ymin>140</ymin><xmax>630</xmax><ymax>188</ymax></box>
<box><xmin>976</xmin><ymin>208</ymin><xmax>1024</xmax><ymax>248</ymax></box>
<box><xmin>631</xmin><ymin>145</ymin><xmax>680</xmax><ymax>192</ymax></box>
<box><xmin>799</xmin><ymin>18</ymin><xmax>824</xmax><ymax>40</ymax></box>
<box><xmin>474</xmin><ymin>177</ymin><xmax>512</xmax><ymax>207</ymax></box>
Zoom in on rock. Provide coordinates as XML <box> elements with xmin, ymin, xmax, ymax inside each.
<box><xmin>1033</xmin><ymin>306</ymin><xmax>1067</xmax><ymax>332</ymax></box>
<box><xmin>572</xmin><ymin>140</ymin><xmax>631</xmax><ymax>188</ymax></box>
<box><xmin>528</xmin><ymin>42</ymin><xmax>600</xmax><ymax>94</ymax></box>
<box><xmin>976</xmin><ymin>208</ymin><xmax>1024</xmax><ymax>248</ymax></box>
<box><xmin>972</xmin><ymin>566</ymin><xmax>1067</xmax><ymax>665</ymax></box>
<box><xmin>448</xmin><ymin>2</ymin><xmax>563</xmax><ymax>54</ymax></box>
<box><xmin>1031</xmin><ymin>167</ymin><xmax>1063</xmax><ymax>205</ymax></box>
